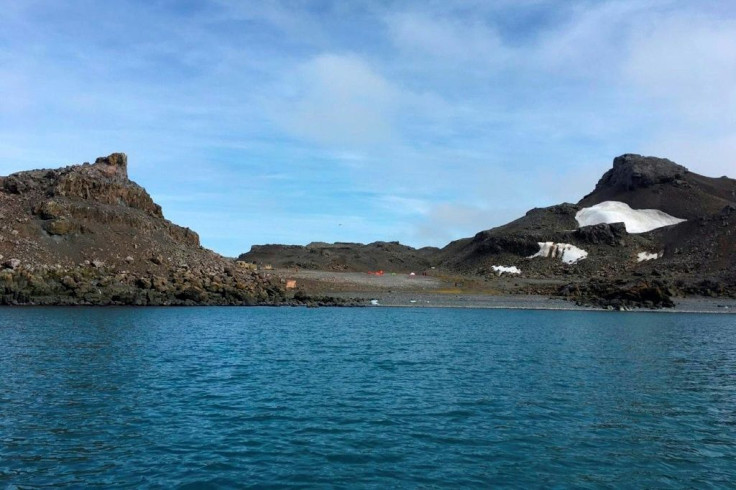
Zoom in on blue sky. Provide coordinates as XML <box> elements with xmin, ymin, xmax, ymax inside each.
<box><xmin>2</xmin><ymin>1</ymin><xmax>735</xmax><ymax>256</ymax></box>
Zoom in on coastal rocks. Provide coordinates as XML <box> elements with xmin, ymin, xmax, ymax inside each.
<box><xmin>0</xmin><ymin>153</ymin><xmax>284</xmax><ymax>306</ymax></box>
<box><xmin>0</xmin><ymin>263</ymin><xmax>287</xmax><ymax>306</ymax></box>
<box><xmin>559</xmin><ymin>278</ymin><xmax>676</xmax><ymax>309</ymax></box>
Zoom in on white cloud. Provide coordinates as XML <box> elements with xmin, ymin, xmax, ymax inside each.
<box><xmin>413</xmin><ymin>202</ymin><xmax>526</xmax><ymax>246</ymax></box>
<box><xmin>272</xmin><ymin>54</ymin><xmax>399</xmax><ymax>147</ymax></box>
<box><xmin>376</xmin><ymin>195</ymin><xmax>431</xmax><ymax>216</ymax></box>
<box><xmin>624</xmin><ymin>14</ymin><xmax>736</xmax><ymax>120</ymax></box>
<box><xmin>385</xmin><ymin>11</ymin><xmax>508</xmax><ymax>65</ymax></box>
<box><xmin>640</xmin><ymin>132</ymin><xmax>736</xmax><ymax>178</ymax></box>
<box><xmin>3</xmin><ymin>1</ymin><xmax>736</xmax><ymax>254</ymax></box>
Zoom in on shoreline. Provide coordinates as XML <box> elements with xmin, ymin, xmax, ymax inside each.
<box><xmin>0</xmin><ymin>296</ymin><xmax>734</xmax><ymax>313</ymax></box>
<box><xmin>328</xmin><ymin>291</ymin><xmax>736</xmax><ymax>314</ymax></box>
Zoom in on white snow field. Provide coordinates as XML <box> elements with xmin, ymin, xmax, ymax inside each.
<box><xmin>637</xmin><ymin>252</ymin><xmax>661</xmax><ymax>262</ymax></box>
<box><xmin>575</xmin><ymin>201</ymin><xmax>686</xmax><ymax>233</ymax></box>
<box><xmin>529</xmin><ymin>242</ymin><xmax>588</xmax><ymax>264</ymax></box>
<box><xmin>491</xmin><ymin>265</ymin><xmax>521</xmax><ymax>276</ymax></box>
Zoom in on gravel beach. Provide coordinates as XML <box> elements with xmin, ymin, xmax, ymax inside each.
<box><xmin>278</xmin><ymin>269</ymin><xmax>736</xmax><ymax>313</ymax></box>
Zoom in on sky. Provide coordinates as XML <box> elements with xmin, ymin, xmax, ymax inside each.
<box><xmin>1</xmin><ymin>0</ymin><xmax>735</xmax><ymax>257</ymax></box>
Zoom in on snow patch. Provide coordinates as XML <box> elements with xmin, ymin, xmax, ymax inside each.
<box><xmin>637</xmin><ymin>252</ymin><xmax>661</xmax><ymax>262</ymax></box>
<box><xmin>576</xmin><ymin>201</ymin><xmax>686</xmax><ymax>233</ymax></box>
<box><xmin>491</xmin><ymin>265</ymin><xmax>521</xmax><ymax>276</ymax></box>
<box><xmin>529</xmin><ymin>242</ymin><xmax>588</xmax><ymax>264</ymax></box>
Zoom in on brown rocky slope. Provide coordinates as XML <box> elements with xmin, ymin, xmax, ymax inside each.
<box><xmin>0</xmin><ymin>153</ymin><xmax>286</xmax><ymax>305</ymax></box>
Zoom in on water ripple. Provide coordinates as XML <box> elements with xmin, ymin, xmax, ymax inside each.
<box><xmin>1</xmin><ymin>307</ymin><xmax>735</xmax><ymax>487</ymax></box>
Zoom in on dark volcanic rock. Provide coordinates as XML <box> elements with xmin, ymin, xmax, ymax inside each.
<box><xmin>560</xmin><ymin>278</ymin><xmax>676</xmax><ymax>309</ymax></box>
<box><xmin>0</xmin><ymin>153</ymin><xmax>284</xmax><ymax>305</ymax></box>
<box><xmin>574</xmin><ymin>223</ymin><xmax>627</xmax><ymax>246</ymax></box>
<box><xmin>594</xmin><ymin>154</ymin><xmax>688</xmax><ymax>191</ymax></box>
<box><xmin>436</xmin><ymin>203</ymin><xmax>581</xmax><ymax>274</ymax></box>
<box><xmin>238</xmin><ymin>152</ymin><xmax>736</xmax><ymax>306</ymax></box>
<box><xmin>579</xmin><ymin>154</ymin><xmax>736</xmax><ymax>219</ymax></box>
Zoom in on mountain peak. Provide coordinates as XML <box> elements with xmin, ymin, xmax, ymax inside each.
<box><xmin>595</xmin><ymin>154</ymin><xmax>688</xmax><ymax>192</ymax></box>
<box><xmin>93</xmin><ymin>152</ymin><xmax>128</xmax><ymax>179</ymax></box>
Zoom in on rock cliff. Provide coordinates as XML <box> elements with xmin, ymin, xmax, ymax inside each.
<box><xmin>0</xmin><ymin>153</ymin><xmax>285</xmax><ymax>305</ymax></box>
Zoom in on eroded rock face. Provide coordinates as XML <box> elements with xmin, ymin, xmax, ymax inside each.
<box><xmin>594</xmin><ymin>154</ymin><xmax>688</xmax><ymax>192</ymax></box>
<box><xmin>0</xmin><ymin>262</ymin><xmax>287</xmax><ymax>306</ymax></box>
<box><xmin>559</xmin><ymin>278</ymin><xmax>676</xmax><ymax>309</ymax></box>
<box><xmin>3</xmin><ymin>153</ymin><xmax>162</xmax><ymax>218</ymax></box>
<box><xmin>0</xmin><ymin>153</ymin><xmax>284</xmax><ymax>305</ymax></box>
<box><xmin>574</xmin><ymin>223</ymin><xmax>627</xmax><ymax>246</ymax></box>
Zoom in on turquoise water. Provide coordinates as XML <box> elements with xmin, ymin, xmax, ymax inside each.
<box><xmin>1</xmin><ymin>307</ymin><xmax>735</xmax><ymax>488</ymax></box>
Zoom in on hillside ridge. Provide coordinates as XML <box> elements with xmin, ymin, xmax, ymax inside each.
<box><xmin>242</xmin><ymin>154</ymin><xmax>736</xmax><ymax>308</ymax></box>
<box><xmin>0</xmin><ymin>153</ymin><xmax>286</xmax><ymax>305</ymax></box>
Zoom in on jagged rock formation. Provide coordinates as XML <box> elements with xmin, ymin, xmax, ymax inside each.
<box><xmin>0</xmin><ymin>153</ymin><xmax>286</xmax><ymax>305</ymax></box>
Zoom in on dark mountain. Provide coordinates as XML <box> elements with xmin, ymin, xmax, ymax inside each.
<box><xmin>239</xmin><ymin>241</ymin><xmax>439</xmax><ymax>273</ymax></box>
<box><xmin>0</xmin><ymin>153</ymin><xmax>285</xmax><ymax>305</ymax></box>
<box><xmin>579</xmin><ymin>153</ymin><xmax>736</xmax><ymax>219</ymax></box>
<box><xmin>241</xmin><ymin>153</ymin><xmax>736</xmax><ymax>307</ymax></box>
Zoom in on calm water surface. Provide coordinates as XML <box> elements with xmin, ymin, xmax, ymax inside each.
<box><xmin>1</xmin><ymin>307</ymin><xmax>735</xmax><ymax>488</ymax></box>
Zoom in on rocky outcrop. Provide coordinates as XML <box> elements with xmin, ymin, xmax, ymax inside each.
<box><xmin>593</xmin><ymin>154</ymin><xmax>688</xmax><ymax>192</ymax></box>
<box><xmin>579</xmin><ymin>154</ymin><xmax>736</xmax><ymax>219</ymax></box>
<box><xmin>559</xmin><ymin>278</ymin><xmax>676</xmax><ymax>310</ymax></box>
<box><xmin>0</xmin><ymin>261</ymin><xmax>285</xmax><ymax>306</ymax></box>
<box><xmin>0</xmin><ymin>153</ymin><xmax>284</xmax><ymax>305</ymax></box>
<box><xmin>573</xmin><ymin>223</ymin><xmax>627</xmax><ymax>246</ymax></box>
<box><xmin>3</xmin><ymin>153</ymin><xmax>163</xmax><ymax>218</ymax></box>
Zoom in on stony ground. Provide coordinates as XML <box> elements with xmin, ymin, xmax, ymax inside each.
<box><xmin>274</xmin><ymin>268</ymin><xmax>736</xmax><ymax>313</ymax></box>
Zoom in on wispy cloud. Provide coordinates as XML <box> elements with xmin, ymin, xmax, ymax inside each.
<box><xmin>271</xmin><ymin>53</ymin><xmax>399</xmax><ymax>146</ymax></box>
<box><xmin>1</xmin><ymin>1</ymin><xmax>735</xmax><ymax>255</ymax></box>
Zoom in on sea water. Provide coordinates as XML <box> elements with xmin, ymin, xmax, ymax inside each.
<box><xmin>1</xmin><ymin>307</ymin><xmax>735</xmax><ymax>487</ymax></box>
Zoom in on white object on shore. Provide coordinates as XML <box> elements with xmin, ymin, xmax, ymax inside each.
<box><xmin>491</xmin><ymin>265</ymin><xmax>521</xmax><ymax>276</ymax></box>
<box><xmin>530</xmin><ymin>242</ymin><xmax>588</xmax><ymax>264</ymax></box>
<box><xmin>576</xmin><ymin>201</ymin><xmax>686</xmax><ymax>233</ymax></box>
<box><xmin>637</xmin><ymin>251</ymin><xmax>661</xmax><ymax>262</ymax></box>
<box><xmin>370</xmin><ymin>299</ymin><xmax>379</xmax><ymax>306</ymax></box>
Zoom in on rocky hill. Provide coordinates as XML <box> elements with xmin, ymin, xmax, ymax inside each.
<box><xmin>579</xmin><ymin>154</ymin><xmax>736</xmax><ymax>219</ymax></box>
<box><xmin>0</xmin><ymin>153</ymin><xmax>285</xmax><ymax>305</ymax></box>
<box><xmin>239</xmin><ymin>241</ymin><xmax>438</xmax><ymax>273</ymax></box>
<box><xmin>442</xmin><ymin>154</ymin><xmax>736</xmax><ymax>307</ymax></box>
<box><xmin>241</xmin><ymin>154</ymin><xmax>736</xmax><ymax>308</ymax></box>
